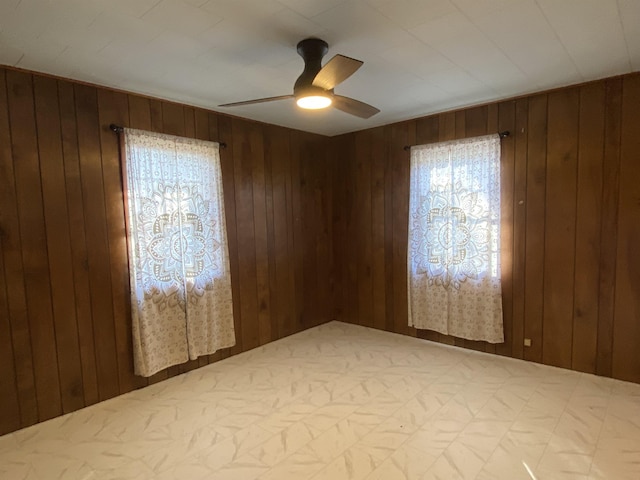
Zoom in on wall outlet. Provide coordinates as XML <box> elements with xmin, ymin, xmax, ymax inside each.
<box><xmin>524</xmin><ymin>338</ymin><xmax>532</xmax><ymax>347</ymax></box>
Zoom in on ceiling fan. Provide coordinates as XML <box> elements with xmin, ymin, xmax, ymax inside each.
<box><xmin>219</xmin><ymin>38</ymin><xmax>380</xmax><ymax>119</ymax></box>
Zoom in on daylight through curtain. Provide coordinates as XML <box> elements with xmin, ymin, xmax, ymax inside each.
<box><xmin>407</xmin><ymin>134</ymin><xmax>503</xmax><ymax>343</ymax></box>
<box><xmin>123</xmin><ymin>128</ymin><xmax>235</xmax><ymax>377</ymax></box>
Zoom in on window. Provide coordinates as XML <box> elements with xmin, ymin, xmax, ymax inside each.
<box><xmin>122</xmin><ymin>128</ymin><xmax>235</xmax><ymax>377</ymax></box>
<box><xmin>407</xmin><ymin>134</ymin><xmax>503</xmax><ymax>343</ymax></box>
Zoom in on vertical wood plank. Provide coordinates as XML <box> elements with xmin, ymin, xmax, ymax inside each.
<box><xmin>217</xmin><ymin>114</ymin><xmax>242</xmax><ymax>357</ymax></box>
<box><xmin>249</xmin><ymin>122</ymin><xmax>272</xmax><ymax>345</ymax></box>
<box><xmin>299</xmin><ymin>136</ymin><xmax>315</xmax><ymax>329</ymax></box>
<box><xmin>454</xmin><ymin>110</ymin><xmax>466</xmax><ymax>139</ymax></box>
<box><xmin>290</xmin><ymin>132</ymin><xmax>305</xmax><ymax>332</ymax></box>
<box><xmin>58</xmin><ymin>81</ymin><xmax>99</xmax><ymax>405</ymax></box>
<box><xmin>263</xmin><ymin>125</ymin><xmax>282</xmax><ymax>339</ymax></box>
<box><xmin>572</xmin><ymin>82</ymin><xmax>605</xmax><ymax>374</ymax></box>
<box><xmin>465</xmin><ymin>106</ymin><xmax>488</xmax><ymax>138</ymax></box>
<box><xmin>597</xmin><ymin>78</ymin><xmax>622</xmax><ymax>377</ymax></box>
<box><xmin>198</xmin><ymin>108</ymin><xmax>221</xmax><ymax>364</ymax></box>
<box><xmin>355</xmin><ymin>129</ymin><xmax>373</xmax><ymax>328</ymax></box>
<box><xmin>0</xmin><ymin>69</ymin><xmax>38</xmax><ymax>428</ymax></box>
<box><xmin>0</xmin><ymin>232</ymin><xmax>21</xmax><ymax>434</ymax></box>
<box><xmin>74</xmin><ymin>83</ymin><xmax>120</xmax><ymax>400</ymax></box>
<box><xmin>416</xmin><ymin>115</ymin><xmax>439</xmax><ymax>145</ymax></box>
<box><xmin>486</xmin><ymin>101</ymin><xmax>500</xmax><ymax>351</ymax></box>
<box><xmin>184</xmin><ymin>107</ymin><xmax>195</xmax><ymax>137</ymax></box>
<box><xmin>390</xmin><ymin>121</ymin><xmax>415</xmax><ymax>337</ymax></box>
<box><xmin>97</xmin><ymin>90</ymin><xmax>148</xmax><ymax>389</ymax></box>
<box><xmin>440</xmin><ymin>112</ymin><xmax>456</xmax><ymax>141</ymax></box>
<box><xmin>511</xmin><ymin>98</ymin><xmax>529</xmax><ymax>359</ymax></box>
<box><xmin>161</xmin><ymin>101</ymin><xmax>185</xmax><ymax>137</ymax></box>
<box><xmin>315</xmin><ymin>136</ymin><xmax>332</xmax><ymax>326</ymax></box>
<box><xmin>379</xmin><ymin>132</ymin><xmax>393</xmax><ymax>333</ymax></box>
<box><xmin>542</xmin><ymin>89</ymin><xmax>579</xmax><ymax>369</ymax></box>
<box><xmin>370</xmin><ymin>127</ymin><xmax>387</xmax><ymax>331</ymax></box>
<box><xmin>231</xmin><ymin>118</ymin><xmax>260</xmax><ymax>350</ymax></box>
<box><xmin>299</xmin><ymin>134</ymin><xmax>317</xmax><ymax>329</ymax></box>
<box><xmin>523</xmin><ymin>94</ymin><xmax>547</xmax><ymax>363</ymax></box>
<box><xmin>203</xmin><ymin>112</ymin><xmax>228</xmax><ymax>364</ymax></box>
<box><xmin>194</xmin><ymin>108</ymin><xmax>209</xmax><ymax>141</ymax></box>
<box><xmin>7</xmin><ymin>70</ymin><xmax>62</xmax><ymax>421</ymax></box>
<box><xmin>128</xmin><ymin>96</ymin><xmax>151</xmax><ymax>131</ymax></box>
<box><xmin>612</xmin><ymin>75</ymin><xmax>640</xmax><ymax>383</ymax></box>
<box><xmin>328</xmin><ymin>137</ymin><xmax>344</xmax><ymax>321</ymax></box>
<box><xmin>0</xmin><ymin>70</ymin><xmax>22</xmax><ymax>434</ymax></box>
<box><xmin>150</xmin><ymin>99</ymin><xmax>163</xmax><ymax>132</ymax></box>
<box><xmin>343</xmin><ymin>135</ymin><xmax>359</xmax><ymax>325</ymax></box>
<box><xmin>33</xmin><ymin>75</ymin><xmax>85</xmax><ymax>412</ymax></box>
<box><xmin>267</xmin><ymin>126</ymin><xmax>295</xmax><ymax>337</ymax></box>
<box><xmin>264</xmin><ymin>127</ymin><xmax>278</xmax><ymax>338</ymax></box>
<box><xmin>496</xmin><ymin>101</ymin><xmax>516</xmax><ymax>357</ymax></box>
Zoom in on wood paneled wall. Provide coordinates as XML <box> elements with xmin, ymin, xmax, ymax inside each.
<box><xmin>0</xmin><ymin>67</ymin><xmax>333</xmax><ymax>435</ymax></box>
<box><xmin>330</xmin><ymin>73</ymin><xmax>640</xmax><ymax>384</ymax></box>
<box><xmin>1</xmin><ymin>65</ymin><xmax>639</xmax><ymax>436</ymax></box>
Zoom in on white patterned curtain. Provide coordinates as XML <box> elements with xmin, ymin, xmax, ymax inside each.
<box><xmin>407</xmin><ymin>134</ymin><xmax>503</xmax><ymax>343</ymax></box>
<box><xmin>123</xmin><ymin>128</ymin><xmax>235</xmax><ymax>377</ymax></box>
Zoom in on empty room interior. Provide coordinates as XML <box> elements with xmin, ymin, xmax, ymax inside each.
<box><xmin>1</xmin><ymin>0</ymin><xmax>640</xmax><ymax>479</ymax></box>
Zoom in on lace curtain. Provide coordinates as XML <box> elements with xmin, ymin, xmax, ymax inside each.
<box><xmin>407</xmin><ymin>134</ymin><xmax>503</xmax><ymax>343</ymax></box>
<box><xmin>123</xmin><ymin>128</ymin><xmax>235</xmax><ymax>377</ymax></box>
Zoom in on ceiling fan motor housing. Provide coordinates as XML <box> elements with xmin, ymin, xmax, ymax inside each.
<box><xmin>294</xmin><ymin>38</ymin><xmax>330</xmax><ymax>98</ymax></box>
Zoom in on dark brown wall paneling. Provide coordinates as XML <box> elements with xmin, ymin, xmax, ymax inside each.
<box><xmin>613</xmin><ymin>75</ymin><xmax>640</xmax><ymax>383</ymax></box>
<box><xmin>7</xmin><ymin>70</ymin><xmax>62</xmax><ymax>422</ymax></box>
<box><xmin>573</xmin><ymin>83</ymin><xmax>605</xmax><ymax>374</ymax></box>
<box><xmin>332</xmin><ymin>72</ymin><xmax>640</xmax><ymax>384</ymax></box>
<box><xmin>543</xmin><ymin>89</ymin><xmax>579</xmax><ymax>369</ymax></box>
<box><xmin>33</xmin><ymin>75</ymin><xmax>85</xmax><ymax>414</ymax></box>
<box><xmin>0</xmin><ymin>70</ymin><xmax>24</xmax><ymax>433</ymax></box>
<box><xmin>596</xmin><ymin>79</ymin><xmax>622</xmax><ymax>378</ymax></box>
<box><xmin>2</xmin><ymin>65</ymin><xmax>639</xmax><ymax>436</ymax></box>
<box><xmin>0</xmin><ymin>66</ymin><xmax>332</xmax><ymax>435</ymax></box>
<box><xmin>523</xmin><ymin>94</ymin><xmax>548</xmax><ymax>364</ymax></box>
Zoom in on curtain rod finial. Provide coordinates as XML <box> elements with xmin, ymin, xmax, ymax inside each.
<box><xmin>110</xmin><ymin>124</ymin><xmax>124</xmax><ymax>133</ymax></box>
<box><xmin>499</xmin><ymin>130</ymin><xmax>510</xmax><ymax>138</ymax></box>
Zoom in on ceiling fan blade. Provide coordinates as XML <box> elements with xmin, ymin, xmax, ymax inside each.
<box><xmin>219</xmin><ymin>95</ymin><xmax>293</xmax><ymax>107</ymax></box>
<box><xmin>312</xmin><ymin>54</ymin><xmax>363</xmax><ymax>90</ymax></box>
<box><xmin>332</xmin><ymin>95</ymin><xmax>380</xmax><ymax>119</ymax></box>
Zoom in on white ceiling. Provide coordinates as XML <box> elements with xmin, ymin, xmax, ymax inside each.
<box><xmin>1</xmin><ymin>0</ymin><xmax>638</xmax><ymax>136</ymax></box>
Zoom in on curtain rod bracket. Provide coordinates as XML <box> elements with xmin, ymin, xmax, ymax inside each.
<box><xmin>109</xmin><ymin>123</ymin><xmax>227</xmax><ymax>148</ymax></box>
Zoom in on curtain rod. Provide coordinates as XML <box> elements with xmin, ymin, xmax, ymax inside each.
<box><xmin>403</xmin><ymin>130</ymin><xmax>510</xmax><ymax>151</ymax></box>
<box><xmin>109</xmin><ymin>124</ymin><xmax>227</xmax><ymax>149</ymax></box>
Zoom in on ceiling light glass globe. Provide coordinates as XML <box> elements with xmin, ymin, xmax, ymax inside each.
<box><xmin>296</xmin><ymin>95</ymin><xmax>332</xmax><ymax>109</ymax></box>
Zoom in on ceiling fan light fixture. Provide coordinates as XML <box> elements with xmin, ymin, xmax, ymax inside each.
<box><xmin>296</xmin><ymin>94</ymin><xmax>332</xmax><ymax>109</ymax></box>
<box><xmin>220</xmin><ymin>37</ymin><xmax>379</xmax><ymax>119</ymax></box>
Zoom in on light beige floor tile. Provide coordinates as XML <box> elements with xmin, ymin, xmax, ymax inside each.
<box><xmin>365</xmin><ymin>443</ymin><xmax>437</xmax><ymax>480</ymax></box>
<box><xmin>252</xmin><ymin>421</ymin><xmax>321</xmax><ymax>466</ymax></box>
<box><xmin>1</xmin><ymin>322</ymin><xmax>639</xmax><ymax>480</ymax></box>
